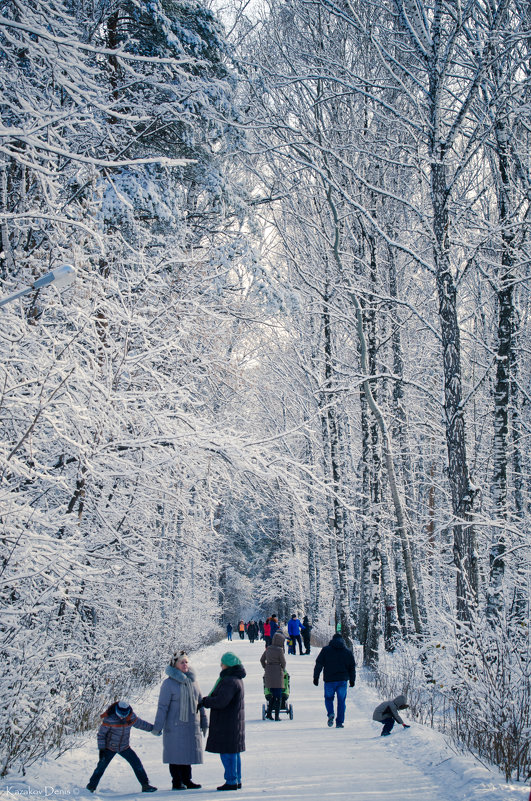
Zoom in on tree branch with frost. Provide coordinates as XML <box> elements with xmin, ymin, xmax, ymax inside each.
<box><xmin>0</xmin><ymin>16</ymin><xmax>205</xmax><ymax>67</ymax></box>
<box><xmin>0</xmin><ymin>142</ymin><xmax>193</xmax><ymax>170</ymax></box>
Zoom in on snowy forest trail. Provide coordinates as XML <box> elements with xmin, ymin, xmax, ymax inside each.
<box><xmin>1</xmin><ymin>639</ymin><xmax>526</xmax><ymax>801</ymax></box>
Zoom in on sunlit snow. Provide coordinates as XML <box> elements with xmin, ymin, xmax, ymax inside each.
<box><xmin>1</xmin><ymin>639</ymin><xmax>526</xmax><ymax>801</ymax></box>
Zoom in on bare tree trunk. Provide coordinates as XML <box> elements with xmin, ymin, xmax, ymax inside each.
<box><xmin>354</xmin><ymin>293</ymin><xmax>425</xmax><ymax>637</ymax></box>
<box><xmin>431</xmin><ymin>158</ymin><xmax>479</xmax><ymax>623</ymax></box>
<box><xmin>322</xmin><ymin>284</ymin><xmax>353</xmax><ymax>648</ymax></box>
<box><xmin>0</xmin><ymin>162</ymin><xmax>15</xmax><ymax>277</ymax></box>
<box><xmin>510</xmin><ymin>347</ymin><xmax>527</xmax><ymax>623</ymax></box>
<box><xmin>486</xmin><ymin>109</ymin><xmax>514</xmax><ymax>621</ymax></box>
<box><xmin>367</xmin><ymin>241</ymin><xmax>401</xmax><ymax>652</ymax></box>
<box><xmin>428</xmin><ymin>5</ymin><xmax>480</xmax><ymax>617</ymax></box>
<box><xmin>326</xmin><ymin>192</ymin><xmax>425</xmax><ymax>637</ymax></box>
<box><xmin>387</xmin><ymin>245</ymin><xmax>428</xmax><ymax>631</ymax></box>
<box><xmin>357</xmin><ymin>389</ymin><xmax>371</xmax><ymax>649</ymax></box>
<box><xmin>304</xmin><ymin>433</ymin><xmax>321</xmax><ymax>620</ymax></box>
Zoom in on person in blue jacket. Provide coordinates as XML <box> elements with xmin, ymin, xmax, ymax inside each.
<box><xmin>313</xmin><ymin>633</ymin><xmax>356</xmax><ymax>728</ymax></box>
<box><xmin>287</xmin><ymin>614</ymin><xmax>304</xmax><ymax>655</ymax></box>
<box><xmin>269</xmin><ymin>615</ymin><xmax>279</xmax><ymax>638</ymax></box>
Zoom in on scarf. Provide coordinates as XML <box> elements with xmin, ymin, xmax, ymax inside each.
<box><xmin>165</xmin><ymin>665</ymin><xmax>197</xmax><ymax>723</ymax></box>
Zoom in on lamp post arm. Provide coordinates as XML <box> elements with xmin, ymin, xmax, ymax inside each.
<box><xmin>0</xmin><ymin>264</ymin><xmax>75</xmax><ymax>309</ymax></box>
<box><xmin>0</xmin><ymin>285</ymin><xmax>33</xmax><ymax>308</ymax></box>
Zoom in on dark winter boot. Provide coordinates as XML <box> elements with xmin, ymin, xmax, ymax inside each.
<box><xmin>265</xmin><ymin>698</ymin><xmax>273</xmax><ymax>720</ymax></box>
<box><xmin>170</xmin><ymin>764</ymin><xmax>187</xmax><ymax>790</ymax></box>
<box><xmin>181</xmin><ymin>766</ymin><xmax>201</xmax><ymax>789</ymax></box>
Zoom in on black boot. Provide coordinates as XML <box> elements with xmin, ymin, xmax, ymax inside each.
<box><xmin>181</xmin><ymin>765</ymin><xmax>201</xmax><ymax>790</ymax></box>
<box><xmin>265</xmin><ymin>698</ymin><xmax>273</xmax><ymax>720</ymax></box>
<box><xmin>170</xmin><ymin>765</ymin><xmax>186</xmax><ymax>791</ymax></box>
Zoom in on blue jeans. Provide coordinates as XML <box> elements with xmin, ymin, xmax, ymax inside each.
<box><xmin>220</xmin><ymin>753</ymin><xmax>241</xmax><ymax>785</ymax></box>
<box><xmin>88</xmin><ymin>747</ymin><xmax>149</xmax><ymax>790</ymax></box>
<box><xmin>324</xmin><ymin>680</ymin><xmax>348</xmax><ymax>726</ymax></box>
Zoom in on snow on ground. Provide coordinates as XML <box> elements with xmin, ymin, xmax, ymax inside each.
<box><xmin>1</xmin><ymin>638</ymin><xmax>527</xmax><ymax>801</ymax></box>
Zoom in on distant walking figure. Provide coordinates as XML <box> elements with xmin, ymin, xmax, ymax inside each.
<box><xmin>287</xmin><ymin>614</ymin><xmax>304</xmax><ymax>655</ymax></box>
<box><xmin>227</xmin><ymin>623</ymin><xmax>233</xmax><ymax>641</ymax></box>
<box><xmin>260</xmin><ymin>631</ymin><xmax>286</xmax><ymax>721</ymax></box>
<box><xmin>313</xmin><ymin>633</ymin><xmax>356</xmax><ymax>728</ymax></box>
<box><xmin>302</xmin><ymin>616</ymin><xmax>312</xmax><ymax>654</ymax></box>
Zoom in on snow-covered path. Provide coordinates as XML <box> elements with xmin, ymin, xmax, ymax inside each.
<box><xmin>1</xmin><ymin>638</ymin><xmax>527</xmax><ymax>801</ymax></box>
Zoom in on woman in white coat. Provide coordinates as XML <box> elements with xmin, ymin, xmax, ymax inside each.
<box><xmin>153</xmin><ymin>651</ymin><xmax>208</xmax><ymax>790</ymax></box>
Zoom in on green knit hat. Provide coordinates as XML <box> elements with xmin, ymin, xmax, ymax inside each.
<box><xmin>221</xmin><ymin>652</ymin><xmax>242</xmax><ymax>667</ymax></box>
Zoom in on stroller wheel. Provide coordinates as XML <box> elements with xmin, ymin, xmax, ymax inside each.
<box><xmin>289</xmin><ymin>704</ymin><xmax>293</xmax><ymax>720</ymax></box>
<box><xmin>262</xmin><ymin>704</ymin><xmax>266</xmax><ymax>720</ymax></box>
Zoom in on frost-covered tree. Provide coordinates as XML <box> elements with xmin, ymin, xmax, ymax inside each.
<box><xmin>0</xmin><ymin>0</ymin><xmax>257</xmax><ymax>776</ymax></box>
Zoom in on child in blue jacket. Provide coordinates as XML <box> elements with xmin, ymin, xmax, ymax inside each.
<box><xmin>86</xmin><ymin>701</ymin><xmax>158</xmax><ymax>793</ymax></box>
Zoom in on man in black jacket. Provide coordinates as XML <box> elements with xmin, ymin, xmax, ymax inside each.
<box><xmin>313</xmin><ymin>633</ymin><xmax>356</xmax><ymax>728</ymax></box>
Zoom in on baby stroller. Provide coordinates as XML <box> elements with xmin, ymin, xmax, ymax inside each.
<box><xmin>262</xmin><ymin>671</ymin><xmax>293</xmax><ymax>720</ymax></box>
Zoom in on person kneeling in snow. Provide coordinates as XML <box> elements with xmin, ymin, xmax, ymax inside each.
<box><xmin>373</xmin><ymin>695</ymin><xmax>411</xmax><ymax>737</ymax></box>
<box><xmin>86</xmin><ymin>700</ymin><xmax>158</xmax><ymax>793</ymax></box>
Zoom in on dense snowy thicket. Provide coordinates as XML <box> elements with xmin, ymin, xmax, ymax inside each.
<box><xmin>0</xmin><ymin>0</ymin><xmax>259</xmax><ymax>775</ymax></box>
<box><xmin>0</xmin><ymin>0</ymin><xmax>530</xmax><ymax>784</ymax></box>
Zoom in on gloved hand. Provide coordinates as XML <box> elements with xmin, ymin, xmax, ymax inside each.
<box><xmin>313</xmin><ymin>678</ymin><xmax>318</xmax><ymax>686</ymax></box>
<box><xmin>197</xmin><ymin>700</ymin><xmax>204</xmax><ymax>711</ymax></box>
<box><xmin>349</xmin><ymin>681</ymin><xmax>355</xmax><ymax>688</ymax></box>
<box><xmin>403</xmin><ymin>724</ymin><xmax>410</xmax><ymax>729</ymax></box>
<box><xmin>151</xmin><ymin>730</ymin><xmax>162</xmax><ymax>736</ymax></box>
<box><xmin>99</xmin><ymin>749</ymin><xmax>108</xmax><ymax>759</ymax></box>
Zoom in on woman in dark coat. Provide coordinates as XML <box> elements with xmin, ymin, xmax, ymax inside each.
<box><xmin>199</xmin><ymin>652</ymin><xmax>245</xmax><ymax>791</ymax></box>
<box><xmin>260</xmin><ymin>631</ymin><xmax>286</xmax><ymax>720</ymax></box>
<box><xmin>152</xmin><ymin>651</ymin><xmax>208</xmax><ymax>790</ymax></box>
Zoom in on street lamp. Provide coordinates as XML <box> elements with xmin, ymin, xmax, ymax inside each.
<box><xmin>0</xmin><ymin>264</ymin><xmax>76</xmax><ymax>309</ymax></box>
